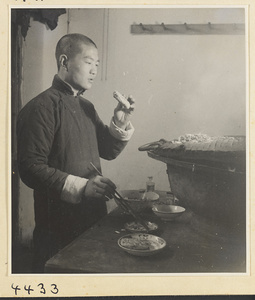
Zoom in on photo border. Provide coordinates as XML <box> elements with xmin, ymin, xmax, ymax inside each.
<box><xmin>1</xmin><ymin>0</ymin><xmax>254</xmax><ymax>297</ymax></box>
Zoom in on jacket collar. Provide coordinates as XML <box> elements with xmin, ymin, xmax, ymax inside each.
<box><xmin>52</xmin><ymin>75</ymin><xmax>85</xmax><ymax>96</ymax></box>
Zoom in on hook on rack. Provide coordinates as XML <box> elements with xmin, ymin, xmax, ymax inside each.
<box><xmin>184</xmin><ymin>23</ymin><xmax>189</xmax><ymax>30</ymax></box>
<box><xmin>208</xmin><ymin>22</ymin><xmax>212</xmax><ymax>29</ymax></box>
<box><xmin>139</xmin><ymin>23</ymin><xmax>152</xmax><ymax>32</ymax></box>
<box><xmin>161</xmin><ymin>22</ymin><xmax>172</xmax><ymax>31</ymax></box>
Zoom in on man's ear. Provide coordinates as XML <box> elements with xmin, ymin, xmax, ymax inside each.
<box><xmin>59</xmin><ymin>54</ymin><xmax>69</xmax><ymax>71</ymax></box>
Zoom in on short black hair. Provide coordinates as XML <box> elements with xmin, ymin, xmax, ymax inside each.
<box><xmin>55</xmin><ymin>33</ymin><xmax>97</xmax><ymax>70</ymax></box>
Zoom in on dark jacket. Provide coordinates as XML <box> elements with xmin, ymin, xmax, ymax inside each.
<box><xmin>17</xmin><ymin>75</ymin><xmax>127</xmax><ymax>258</ymax></box>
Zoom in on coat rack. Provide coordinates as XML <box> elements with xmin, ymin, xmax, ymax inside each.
<box><xmin>131</xmin><ymin>23</ymin><xmax>245</xmax><ymax>35</ymax></box>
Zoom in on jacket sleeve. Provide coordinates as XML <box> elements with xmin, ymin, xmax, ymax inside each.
<box><xmin>94</xmin><ymin>110</ymin><xmax>129</xmax><ymax>160</ymax></box>
<box><xmin>17</xmin><ymin>99</ymin><xmax>68</xmax><ymax>196</ymax></box>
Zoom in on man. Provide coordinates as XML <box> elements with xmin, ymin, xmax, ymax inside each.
<box><xmin>17</xmin><ymin>33</ymin><xmax>135</xmax><ymax>272</ymax></box>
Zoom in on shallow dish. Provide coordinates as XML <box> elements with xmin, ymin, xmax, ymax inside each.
<box><xmin>124</xmin><ymin>221</ymin><xmax>158</xmax><ymax>233</ymax></box>
<box><xmin>152</xmin><ymin>204</ymin><xmax>185</xmax><ymax>221</ymax></box>
<box><xmin>118</xmin><ymin>233</ymin><xmax>166</xmax><ymax>256</ymax></box>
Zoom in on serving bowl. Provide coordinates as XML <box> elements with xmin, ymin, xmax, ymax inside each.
<box><xmin>117</xmin><ymin>190</ymin><xmax>159</xmax><ymax>213</ymax></box>
<box><xmin>118</xmin><ymin>233</ymin><xmax>166</xmax><ymax>256</ymax></box>
<box><xmin>152</xmin><ymin>204</ymin><xmax>185</xmax><ymax>221</ymax></box>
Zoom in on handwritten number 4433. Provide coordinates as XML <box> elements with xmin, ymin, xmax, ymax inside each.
<box><xmin>11</xmin><ymin>283</ymin><xmax>59</xmax><ymax>295</ymax></box>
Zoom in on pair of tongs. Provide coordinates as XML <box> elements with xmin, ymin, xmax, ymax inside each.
<box><xmin>90</xmin><ymin>162</ymin><xmax>150</xmax><ymax>232</ymax></box>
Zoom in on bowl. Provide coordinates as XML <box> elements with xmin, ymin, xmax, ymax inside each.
<box><xmin>117</xmin><ymin>190</ymin><xmax>159</xmax><ymax>213</ymax></box>
<box><xmin>124</xmin><ymin>221</ymin><xmax>158</xmax><ymax>233</ymax></box>
<box><xmin>152</xmin><ymin>204</ymin><xmax>185</xmax><ymax>221</ymax></box>
<box><xmin>118</xmin><ymin>233</ymin><xmax>166</xmax><ymax>256</ymax></box>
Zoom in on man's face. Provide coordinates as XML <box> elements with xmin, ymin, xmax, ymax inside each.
<box><xmin>65</xmin><ymin>43</ymin><xmax>99</xmax><ymax>92</ymax></box>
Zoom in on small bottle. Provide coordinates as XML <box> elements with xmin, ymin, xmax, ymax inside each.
<box><xmin>145</xmin><ymin>177</ymin><xmax>159</xmax><ymax>202</ymax></box>
<box><xmin>146</xmin><ymin>176</ymin><xmax>155</xmax><ymax>192</ymax></box>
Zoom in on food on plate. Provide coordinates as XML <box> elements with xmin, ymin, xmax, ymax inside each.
<box><xmin>118</xmin><ymin>234</ymin><xmax>167</xmax><ymax>256</ymax></box>
<box><xmin>113</xmin><ymin>90</ymin><xmax>131</xmax><ymax>109</ymax></box>
<box><xmin>125</xmin><ymin>221</ymin><xmax>157</xmax><ymax>232</ymax></box>
<box><xmin>120</xmin><ymin>237</ymin><xmax>159</xmax><ymax>250</ymax></box>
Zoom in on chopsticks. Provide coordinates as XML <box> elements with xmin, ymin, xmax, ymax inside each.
<box><xmin>90</xmin><ymin>162</ymin><xmax>150</xmax><ymax>232</ymax></box>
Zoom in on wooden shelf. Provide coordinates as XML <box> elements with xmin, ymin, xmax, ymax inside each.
<box><xmin>131</xmin><ymin>23</ymin><xmax>245</xmax><ymax>35</ymax></box>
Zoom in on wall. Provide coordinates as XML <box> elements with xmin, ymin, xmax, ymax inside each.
<box><xmin>18</xmin><ymin>7</ymin><xmax>246</xmax><ymax>244</ymax></box>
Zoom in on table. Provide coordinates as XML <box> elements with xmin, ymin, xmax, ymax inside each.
<box><xmin>44</xmin><ymin>191</ymin><xmax>246</xmax><ymax>273</ymax></box>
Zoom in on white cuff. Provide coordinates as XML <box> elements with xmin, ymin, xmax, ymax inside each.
<box><xmin>61</xmin><ymin>175</ymin><xmax>88</xmax><ymax>204</ymax></box>
<box><xmin>109</xmin><ymin>117</ymin><xmax>135</xmax><ymax>141</ymax></box>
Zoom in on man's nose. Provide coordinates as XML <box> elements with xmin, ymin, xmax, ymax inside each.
<box><xmin>90</xmin><ymin>66</ymin><xmax>97</xmax><ymax>75</ymax></box>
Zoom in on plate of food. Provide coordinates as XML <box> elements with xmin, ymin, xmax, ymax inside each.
<box><xmin>124</xmin><ymin>221</ymin><xmax>158</xmax><ymax>233</ymax></box>
<box><xmin>118</xmin><ymin>233</ymin><xmax>166</xmax><ymax>256</ymax></box>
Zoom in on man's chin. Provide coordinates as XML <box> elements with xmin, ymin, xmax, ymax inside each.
<box><xmin>83</xmin><ymin>84</ymin><xmax>92</xmax><ymax>90</ymax></box>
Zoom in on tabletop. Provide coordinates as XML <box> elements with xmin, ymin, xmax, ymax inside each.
<box><xmin>44</xmin><ymin>191</ymin><xmax>246</xmax><ymax>274</ymax></box>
